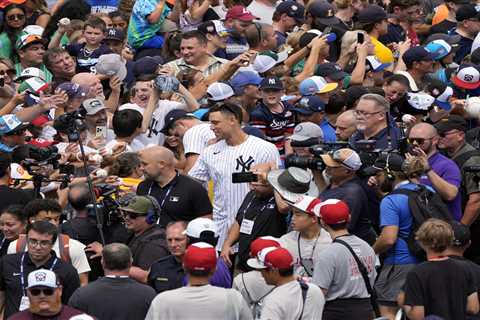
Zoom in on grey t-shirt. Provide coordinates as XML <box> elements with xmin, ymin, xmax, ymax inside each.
<box><xmin>145</xmin><ymin>285</ymin><xmax>252</xmax><ymax>320</ymax></box>
<box><xmin>312</xmin><ymin>235</ymin><xmax>377</xmax><ymax>301</ymax></box>
<box><xmin>279</xmin><ymin>230</ymin><xmax>332</xmax><ymax>278</ymax></box>
<box><xmin>259</xmin><ymin>281</ymin><xmax>325</xmax><ymax>320</ymax></box>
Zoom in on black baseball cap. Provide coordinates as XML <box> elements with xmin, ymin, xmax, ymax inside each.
<box><xmin>345</xmin><ymin>85</ymin><xmax>369</xmax><ymax>109</ymax></box>
<box><xmin>275</xmin><ymin>1</ymin><xmax>305</xmax><ymax>23</ymax></box>
<box><xmin>456</xmin><ymin>4</ymin><xmax>480</xmax><ymax>22</ymax></box>
<box><xmin>434</xmin><ymin>114</ymin><xmax>467</xmax><ymax>134</ymax></box>
<box><xmin>402</xmin><ymin>46</ymin><xmax>435</xmax><ymax>65</ymax></box>
<box><xmin>132</xmin><ymin>56</ymin><xmax>163</xmax><ymax>77</ymax></box>
<box><xmin>105</xmin><ymin>28</ymin><xmax>125</xmax><ymax>42</ymax></box>
<box><xmin>315</xmin><ymin>63</ymin><xmax>348</xmax><ymax>81</ymax></box>
<box><xmin>307</xmin><ymin>1</ymin><xmax>340</xmax><ymax>25</ymax></box>
<box><xmin>259</xmin><ymin>76</ymin><xmax>284</xmax><ymax>91</ymax></box>
<box><xmin>364</xmin><ymin>153</ymin><xmax>405</xmax><ymax>176</ymax></box>
<box><xmin>451</xmin><ymin>221</ymin><xmax>471</xmax><ymax>246</ymax></box>
<box><xmin>161</xmin><ymin>109</ymin><xmax>192</xmax><ymax>134</ymax></box>
<box><xmin>358</xmin><ymin>4</ymin><xmax>388</xmax><ymax>24</ymax></box>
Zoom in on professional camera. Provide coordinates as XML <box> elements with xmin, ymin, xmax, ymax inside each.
<box><xmin>53</xmin><ymin>110</ymin><xmax>86</xmax><ymax>142</ymax></box>
<box><xmin>87</xmin><ymin>184</ymin><xmax>125</xmax><ymax>226</ymax></box>
<box><xmin>286</xmin><ymin>141</ymin><xmax>350</xmax><ymax>171</ymax></box>
<box><xmin>15</xmin><ymin>145</ymin><xmax>61</xmax><ymax>174</ymax></box>
<box><xmin>285</xmin><ymin>154</ymin><xmax>325</xmax><ymax>171</ymax></box>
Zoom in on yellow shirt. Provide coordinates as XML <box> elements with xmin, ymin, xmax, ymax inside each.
<box><xmin>371</xmin><ymin>37</ymin><xmax>394</xmax><ymax>64</ymax></box>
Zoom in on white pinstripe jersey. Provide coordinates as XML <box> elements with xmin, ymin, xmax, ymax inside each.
<box><xmin>188</xmin><ymin>135</ymin><xmax>281</xmax><ymax>249</ymax></box>
<box><xmin>183</xmin><ymin>123</ymin><xmax>215</xmax><ymax>155</ymax></box>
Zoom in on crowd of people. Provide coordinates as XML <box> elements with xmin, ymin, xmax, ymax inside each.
<box><xmin>0</xmin><ymin>0</ymin><xmax>478</xmax><ymax>318</ymax></box>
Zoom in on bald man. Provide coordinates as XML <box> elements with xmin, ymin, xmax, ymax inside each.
<box><xmin>408</xmin><ymin>123</ymin><xmax>462</xmax><ymax>220</ymax></box>
<box><xmin>335</xmin><ymin>110</ymin><xmax>357</xmax><ymax>142</ymax></box>
<box><xmin>72</xmin><ymin>73</ymin><xmax>105</xmax><ymax>99</ymax></box>
<box><xmin>137</xmin><ymin>146</ymin><xmax>212</xmax><ymax>228</ymax></box>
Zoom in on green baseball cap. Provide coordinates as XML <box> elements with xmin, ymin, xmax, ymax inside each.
<box><xmin>119</xmin><ymin>196</ymin><xmax>154</xmax><ymax>215</ymax></box>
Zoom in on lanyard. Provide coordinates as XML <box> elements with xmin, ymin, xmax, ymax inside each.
<box><xmin>20</xmin><ymin>253</ymin><xmax>58</xmax><ymax>295</ymax></box>
<box><xmin>0</xmin><ymin>237</ymin><xmax>5</xmax><ymax>250</ymax></box>
<box><xmin>147</xmin><ymin>174</ymin><xmax>179</xmax><ymax>211</ymax></box>
<box><xmin>297</xmin><ymin>232</ymin><xmax>320</xmax><ymax>277</ymax></box>
<box><xmin>241</xmin><ymin>195</ymin><xmax>274</xmax><ymax>221</ymax></box>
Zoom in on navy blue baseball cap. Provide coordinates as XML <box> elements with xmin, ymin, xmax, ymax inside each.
<box><xmin>293</xmin><ymin>96</ymin><xmax>325</xmax><ymax>115</ymax></box>
<box><xmin>259</xmin><ymin>76</ymin><xmax>284</xmax><ymax>90</ymax></box>
<box><xmin>402</xmin><ymin>46</ymin><xmax>435</xmax><ymax>66</ymax></box>
<box><xmin>275</xmin><ymin>1</ymin><xmax>305</xmax><ymax>23</ymax></box>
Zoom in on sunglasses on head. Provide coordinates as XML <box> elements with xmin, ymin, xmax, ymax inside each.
<box><xmin>29</xmin><ymin>288</ymin><xmax>55</xmax><ymax>296</ymax></box>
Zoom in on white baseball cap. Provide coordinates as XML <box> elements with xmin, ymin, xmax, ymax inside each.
<box><xmin>183</xmin><ymin>217</ymin><xmax>218</xmax><ymax>238</ymax></box>
<box><xmin>407</xmin><ymin>92</ymin><xmax>435</xmax><ymax>111</ymax></box>
<box><xmin>206</xmin><ymin>82</ymin><xmax>234</xmax><ymax>101</ymax></box>
<box><xmin>27</xmin><ymin>269</ymin><xmax>58</xmax><ymax>289</ymax></box>
<box><xmin>118</xmin><ymin>103</ymin><xmax>144</xmax><ymax>115</ymax></box>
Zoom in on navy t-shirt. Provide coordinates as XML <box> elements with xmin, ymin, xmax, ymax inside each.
<box><xmin>66</xmin><ymin>43</ymin><xmax>112</xmax><ymax>73</ymax></box>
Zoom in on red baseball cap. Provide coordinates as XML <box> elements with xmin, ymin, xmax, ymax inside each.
<box><xmin>226</xmin><ymin>5</ymin><xmax>257</xmax><ymax>21</ymax></box>
<box><xmin>292</xmin><ymin>196</ymin><xmax>322</xmax><ymax>217</ymax></box>
<box><xmin>183</xmin><ymin>242</ymin><xmax>217</xmax><ymax>271</ymax></box>
<box><xmin>317</xmin><ymin>199</ymin><xmax>350</xmax><ymax>225</ymax></box>
<box><xmin>247</xmin><ymin>247</ymin><xmax>293</xmax><ymax>270</ymax></box>
<box><xmin>249</xmin><ymin>236</ymin><xmax>281</xmax><ymax>257</ymax></box>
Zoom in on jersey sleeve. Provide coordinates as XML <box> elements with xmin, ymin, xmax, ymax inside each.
<box><xmin>69</xmin><ymin>239</ymin><xmax>91</xmax><ymax>274</ymax></box>
<box><xmin>183</xmin><ymin>128</ymin><xmax>205</xmax><ymax>155</ymax></box>
<box><xmin>188</xmin><ymin>152</ymin><xmax>211</xmax><ymax>183</ymax></box>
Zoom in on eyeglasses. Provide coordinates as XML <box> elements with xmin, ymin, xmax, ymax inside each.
<box><xmin>27</xmin><ymin>238</ymin><xmax>53</xmax><ymax>248</ymax></box>
<box><xmin>354</xmin><ymin>109</ymin><xmax>383</xmax><ymax>117</ymax></box>
<box><xmin>7</xmin><ymin>14</ymin><xmax>25</xmax><ymax>21</ymax></box>
<box><xmin>29</xmin><ymin>288</ymin><xmax>55</xmax><ymax>296</ymax></box>
<box><xmin>409</xmin><ymin>137</ymin><xmax>434</xmax><ymax>145</ymax></box>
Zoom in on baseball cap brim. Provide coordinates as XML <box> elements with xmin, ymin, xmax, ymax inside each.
<box><xmin>435</xmin><ymin>99</ymin><xmax>452</xmax><ymax>111</ymax></box>
<box><xmin>289</xmin><ymin>133</ymin><xmax>312</xmax><ymax>141</ymax></box>
<box><xmin>247</xmin><ymin>257</ymin><xmax>267</xmax><ymax>269</ymax></box>
<box><xmin>118</xmin><ymin>206</ymin><xmax>147</xmax><ymax>215</ymax></box>
<box><xmin>328</xmin><ymin>71</ymin><xmax>348</xmax><ymax>81</ymax></box>
<box><xmin>453</xmin><ymin>76</ymin><xmax>480</xmax><ymax>90</ymax></box>
<box><xmin>292</xmin><ymin>107</ymin><xmax>315</xmax><ymax>115</ymax></box>
<box><xmin>318</xmin><ymin>82</ymin><xmax>338</xmax><ymax>93</ymax></box>
<box><xmin>317</xmin><ymin>16</ymin><xmax>340</xmax><ymax>25</ymax></box>
<box><xmin>320</xmin><ymin>154</ymin><xmax>342</xmax><ymax>167</ymax></box>
<box><xmin>266</xmin><ymin>169</ymin><xmax>319</xmax><ymax>204</ymax></box>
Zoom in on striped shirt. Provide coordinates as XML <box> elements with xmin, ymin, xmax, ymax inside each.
<box><xmin>188</xmin><ymin>135</ymin><xmax>281</xmax><ymax>249</ymax></box>
<box><xmin>249</xmin><ymin>101</ymin><xmax>295</xmax><ymax>155</ymax></box>
<box><xmin>165</xmin><ymin>54</ymin><xmax>228</xmax><ymax>78</ymax></box>
<box><xmin>183</xmin><ymin>123</ymin><xmax>215</xmax><ymax>155</ymax></box>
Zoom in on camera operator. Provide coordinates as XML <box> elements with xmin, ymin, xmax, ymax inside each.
<box><xmin>319</xmin><ymin>148</ymin><xmax>377</xmax><ymax>245</ymax></box>
<box><xmin>350</xmin><ymin>93</ymin><xmax>400</xmax><ymax>150</ymax></box>
<box><xmin>0</xmin><ymin>151</ymin><xmax>34</xmax><ymax>212</ymax></box>
<box><xmin>7</xmin><ymin>199</ymin><xmax>91</xmax><ymax>286</ymax></box>
<box><xmin>408</xmin><ymin>122</ymin><xmax>462</xmax><ymax>220</ymax></box>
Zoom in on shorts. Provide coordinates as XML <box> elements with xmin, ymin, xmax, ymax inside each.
<box><xmin>374</xmin><ymin>264</ymin><xmax>415</xmax><ymax>306</ymax></box>
<box><xmin>323</xmin><ymin>298</ymin><xmax>373</xmax><ymax>320</ymax></box>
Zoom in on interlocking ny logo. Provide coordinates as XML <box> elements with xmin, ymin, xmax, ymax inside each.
<box><xmin>236</xmin><ymin>155</ymin><xmax>254</xmax><ymax>172</ymax></box>
<box><xmin>464</xmin><ymin>74</ymin><xmax>474</xmax><ymax>82</ymax></box>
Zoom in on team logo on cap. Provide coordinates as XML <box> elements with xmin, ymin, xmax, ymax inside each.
<box><xmin>464</xmin><ymin>74</ymin><xmax>474</xmax><ymax>82</ymax></box>
<box><xmin>299</xmin><ymin>97</ymin><xmax>309</xmax><ymax>108</ymax></box>
<box><xmin>108</xmin><ymin>29</ymin><xmax>116</xmax><ymax>36</ymax></box>
<box><xmin>268</xmin><ymin>78</ymin><xmax>276</xmax><ymax>84</ymax></box>
<box><xmin>327</xmin><ymin>9</ymin><xmax>333</xmax><ymax>17</ymax></box>
<box><xmin>35</xmin><ymin>271</ymin><xmax>47</xmax><ymax>282</ymax></box>
<box><xmin>292</xmin><ymin>5</ymin><xmax>297</xmax><ymax>10</ymax></box>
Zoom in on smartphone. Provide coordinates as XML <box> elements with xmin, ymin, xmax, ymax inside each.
<box><xmin>232</xmin><ymin>172</ymin><xmax>258</xmax><ymax>183</ymax></box>
<box><xmin>357</xmin><ymin>33</ymin><xmax>364</xmax><ymax>44</ymax></box>
<box><xmin>96</xmin><ymin>126</ymin><xmax>107</xmax><ymax>139</ymax></box>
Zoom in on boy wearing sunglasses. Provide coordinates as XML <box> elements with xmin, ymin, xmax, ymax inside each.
<box><xmin>8</xmin><ymin>269</ymin><xmax>90</xmax><ymax>320</ymax></box>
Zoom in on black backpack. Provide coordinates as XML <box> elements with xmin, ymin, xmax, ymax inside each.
<box><xmin>390</xmin><ymin>184</ymin><xmax>454</xmax><ymax>260</ymax></box>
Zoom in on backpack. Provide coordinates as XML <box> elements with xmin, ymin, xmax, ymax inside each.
<box><xmin>16</xmin><ymin>234</ymin><xmax>71</xmax><ymax>263</ymax></box>
<box><xmin>390</xmin><ymin>184</ymin><xmax>454</xmax><ymax>260</ymax></box>
<box><xmin>453</xmin><ymin>149</ymin><xmax>480</xmax><ymax>210</ymax></box>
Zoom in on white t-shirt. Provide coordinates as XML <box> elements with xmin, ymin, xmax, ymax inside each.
<box><xmin>145</xmin><ymin>285</ymin><xmax>252</xmax><ymax>320</ymax></box>
<box><xmin>8</xmin><ymin>237</ymin><xmax>91</xmax><ymax>274</ymax></box>
<box><xmin>279</xmin><ymin>229</ymin><xmax>332</xmax><ymax>278</ymax></box>
<box><xmin>188</xmin><ymin>135</ymin><xmax>281</xmax><ymax>249</ymax></box>
<box><xmin>246</xmin><ymin>0</ymin><xmax>275</xmax><ymax>24</ymax></box>
<box><xmin>259</xmin><ymin>281</ymin><xmax>325</xmax><ymax>320</ymax></box>
<box><xmin>233</xmin><ymin>270</ymin><xmax>274</xmax><ymax>317</ymax></box>
<box><xmin>183</xmin><ymin>123</ymin><xmax>215</xmax><ymax>156</ymax></box>
<box><xmin>137</xmin><ymin>100</ymin><xmax>185</xmax><ymax>147</ymax></box>
<box><xmin>104</xmin><ymin>138</ymin><xmax>145</xmax><ymax>153</ymax></box>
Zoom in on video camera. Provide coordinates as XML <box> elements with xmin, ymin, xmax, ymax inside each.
<box><xmin>87</xmin><ymin>183</ymin><xmax>126</xmax><ymax>226</ymax></box>
<box><xmin>285</xmin><ymin>140</ymin><xmax>350</xmax><ymax>171</ymax></box>
<box><xmin>53</xmin><ymin>110</ymin><xmax>86</xmax><ymax>142</ymax></box>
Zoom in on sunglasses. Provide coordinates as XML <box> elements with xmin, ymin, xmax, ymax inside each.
<box><xmin>409</xmin><ymin>137</ymin><xmax>433</xmax><ymax>145</ymax></box>
<box><xmin>122</xmin><ymin>211</ymin><xmax>140</xmax><ymax>219</ymax></box>
<box><xmin>29</xmin><ymin>288</ymin><xmax>55</xmax><ymax>296</ymax></box>
<box><xmin>7</xmin><ymin>14</ymin><xmax>25</xmax><ymax>21</ymax></box>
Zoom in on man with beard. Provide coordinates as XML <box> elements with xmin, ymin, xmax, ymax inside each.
<box><xmin>8</xmin><ymin>269</ymin><xmax>90</xmax><ymax>320</ymax></box>
<box><xmin>369</xmin><ymin>153</ymin><xmax>420</xmax><ymax>319</ymax></box>
<box><xmin>137</xmin><ymin>145</ymin><xmax>212</xmax><ymax>228</ymax></box>
<box><xmin>408</xmin><ymin>123</ymin><xmax>462</xmax><ymax>220</ymax></box>
<box><xmin>219</xmin><ymin>6</ymin><xmax>255</xmax><ymax>60</ymax></box>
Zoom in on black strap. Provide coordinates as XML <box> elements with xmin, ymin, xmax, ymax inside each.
<box><xmin>241</xmin><ymin>273</ymin><xmax>275</xmax><ymax>306</ymax></box>
<box><xmin>334</xmin><ymin>238</ymin><xmax>380</xmax><ymax>317</ymax></box>
<box><xmin>298</xmin><ymin>280</ymin><xmax>309</xmax><ymax>320</ymax></box>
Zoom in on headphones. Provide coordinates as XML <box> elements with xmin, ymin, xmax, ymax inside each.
<box><xmin>384</xmin><ymin>153</ymin><xmax>395</xmax><ymax>181</ymax></box>
<box><xmin>144</xmin><ymin>195</ymin><xmax>161</xmax><ymax>225</ymax></box>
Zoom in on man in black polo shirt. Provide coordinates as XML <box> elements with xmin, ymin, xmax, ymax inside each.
<box><xmin>220</xmin><ymin>163</ymin><xmax>288</xmax><ymax>272</ymax></box>
<box><xmin>137</xmin><ymin>146</ymin><xmax>212</xmax><ymax>228</ymax></box>
<box><xmin>0</xmin><ymin>221</ymin><xmax>80</xmax><ymax>319</ymax></box>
